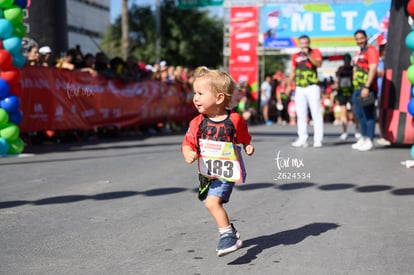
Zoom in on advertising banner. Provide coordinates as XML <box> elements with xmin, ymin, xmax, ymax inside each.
<box><xmin>229</xmin><ymin>6</ymin><xmax>259</xmax><ymax>99</ymax></box>
<box><xmin>262</xmin><ymin>1</ymin><xmax>391</xmax><ymax>49</ymax></box>
<box><xmin>19</xmin><ymin>67</ymin><xmax>196</xmax><ymax>132</ymax></box>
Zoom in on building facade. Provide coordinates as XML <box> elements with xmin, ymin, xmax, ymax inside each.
<box><xmin>24</xmin><ymin>0</ymin><xmax>110</xmax><ymax>57</ymax></box>
<box><xmin>66</xmin><ymin>0</ymin><xmax>110</xmax><ymax>54</ymax></box>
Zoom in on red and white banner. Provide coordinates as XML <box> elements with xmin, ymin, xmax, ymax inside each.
<box><xmin>18</xmin><ymin>67</ymin><xmax>197</xmax><ymax>132</ymax></box>
<box><xmin>229</xmin><ymin>6</ymin><xmax>258</xmax><ymax>99</ymax></box>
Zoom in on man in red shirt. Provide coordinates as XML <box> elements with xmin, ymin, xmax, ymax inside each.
<box><xmin>286</xmin><ymin>35</ymin><xmax>324</xmax><ymax>148</ymax></box>
<box><xmin>351</xmin><ymin>29</ymin><xmax>379</xmax><ymax>151</ymax></box>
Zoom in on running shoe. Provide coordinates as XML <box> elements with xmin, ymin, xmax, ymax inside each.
<box><xmin>216</xmin><ymin>231</ymin><xmax>243</xmax><ymax>257</ymax></box>
<box><xmin>339</xmin><ymin>133</ymin><xmax>348</xmax><ymax>140</ymax></box>
<box><xmin>291</xmin><ymin>140</ymin><xmax>308</xmax><ymax>148</ymax></box>
<box><xmin>352</xmin><ymin>138</ymin><xmax>365</xmax><ymax>150</ymax></box>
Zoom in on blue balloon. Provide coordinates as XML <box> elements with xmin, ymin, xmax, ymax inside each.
<box><xmin>12</xmin><ymin>52</ymin><xmax>25</xmax><ymax>68</ymax></box>
<box><xmin>8</xmin><ymin>110</ymin><xmax>21</xmax><ymax>124</ymax></box>
<box><xmin>0</xmin><ymin>137</ymin><xmax>9</xmax><ymax>155</ymax></box>
<box><xmin>3</xmin><ymin>36</ymin><xmax>22</xmax><ymax>55</ymax></box>
<box><xmin>0</xmin><ymin>78</ymin><xmax>10</xmax><ymax>99</ymax></box>
<box><xmin>408</xmin><ymin>98</ymin><xmax>414</xmax><ymax>117</ymax></box>
<box><xmin>0</xmin><ymin>95</ymin><xmax>19</xmax><ymax>112</ymax></box>
<box><xmin>14</xmin><ymin>0</ymin><xmax>28</xmax><ymax>9</ymax></box>
<box><xmin>0</xmin><ymin>18</ymin><xmax>12</xmax><ymax>39</ymax></box>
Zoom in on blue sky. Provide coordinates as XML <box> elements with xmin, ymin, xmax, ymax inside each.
<box><xmin>110</xmin><ymin>0</ymin><xmax>222</xmax><ymax>23</ymax></box>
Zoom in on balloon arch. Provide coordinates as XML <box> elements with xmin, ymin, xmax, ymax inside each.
<box><xmin>380</xmin><ymin>0</ymin><xmax>414</xmax><ymax>160</ymax></box>
<box><xmin>0</xmin><ymin>0</ymin><xmax>27</xmax><ymax>156</ymax></box>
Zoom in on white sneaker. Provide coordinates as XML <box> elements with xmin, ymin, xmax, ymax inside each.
<box><xmin>291</xmin><ymin>140</ymin><xmax>308</xmax><ymax>148</ymax></box>
<box><xmin>352</xmin><ymin>138</ymin><xmax>365</xmax><ymax>150</ymax></box>
<box><xmin>357</xmin><ymin>139</ymin><xmax>374</xmax><ymax>151</ymax></box>
<box><xmin>339</xmin><ymin>133</ymin><xmax>348</xmax><ymax>140</ymax></box>
<box><xmin>313</xmin><ymin>141</ymin><xmax>322</xmax><ymax>148</ymax></box>
<box><xmin>354</xmin><ymin>132</ymin><xmax>362</xmax><ymax>139</ymax></box>
<box><xmin>377</xmin><ymin>138</ymin><xmax>391</xmax><ymax>146</ymax></box>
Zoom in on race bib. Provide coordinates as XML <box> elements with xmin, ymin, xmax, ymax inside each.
<box><xmin>340</xmin><ymin>77</ymin><xmax>352</xmax><ymax>88</ymax></box>
<box><xmin>198</xmin><ymin>139</ymin><xmax>246</xmax><ymax>183</ymax></box>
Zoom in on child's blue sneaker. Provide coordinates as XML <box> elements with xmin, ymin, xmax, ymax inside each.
<box><xmin>216</xmin><ymin>224</ymin><xmax>243</xmax><ymax>257</ymax></box>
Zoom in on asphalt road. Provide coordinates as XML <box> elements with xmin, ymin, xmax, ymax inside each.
<box><xmin>1</xmin><ymin>123</ymin><xmax>413</xmax><ymax>275</ymax></box>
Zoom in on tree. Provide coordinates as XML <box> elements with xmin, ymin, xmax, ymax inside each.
<box><xmin>121</xmin><ymin>0</ymin><xmax>130</xmax><ymax>60</ymax></box>
<box><xmin>100</xmin><ymin>2</ymin><xmax>223</xmax><ymax>68</ymax></box>
<box><xmin>264</xmin><ymin>54</ymin><xmax>290</xmax><ymax>77</ymax></box>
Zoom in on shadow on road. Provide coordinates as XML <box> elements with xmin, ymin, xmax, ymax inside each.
<box><xmin>228</xmin><ymin>222</ymin><xmax>340</xmax><ymax>265</ymax></box>
<box><xmin>0</xmin><ymin>188</ymin><xmax>188</xmax><ymax>209</ymax></box>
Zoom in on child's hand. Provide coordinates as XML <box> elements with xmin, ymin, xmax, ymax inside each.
<box><xmin>244</xmin><ymin>144</ymin><xmax>254</xmax><ymax>156</ymax></box>
<box><xmin>182</xmin><ymin>146</ymin><xmax>198</xmax><ymax>164</ymax></box>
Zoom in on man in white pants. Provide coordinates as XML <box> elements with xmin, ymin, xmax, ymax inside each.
<box><xmin>286</xmin><ymin>35</ymin><xmax>324</xmax><ymax>148</ymax></box>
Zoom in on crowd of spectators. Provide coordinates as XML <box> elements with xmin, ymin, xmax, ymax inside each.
<box><xmin>24</xmin><ymin>44</ymin><xmax>196</xmax><ymax>90</ymax></box>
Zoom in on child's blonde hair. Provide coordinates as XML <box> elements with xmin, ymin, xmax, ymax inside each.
<box><xmin>193</xmin><ymin>66</ymin><xmax>236</xmax><ymax>107</ymax></box>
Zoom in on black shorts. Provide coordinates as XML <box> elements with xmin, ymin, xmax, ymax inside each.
<box><xmin>336</xmin><ymin>93</ymin><xmax>352</xmax><ymax>106</ymax></box>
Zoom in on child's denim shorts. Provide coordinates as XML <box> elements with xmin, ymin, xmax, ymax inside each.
<box><xmin>206</xmin><ymin>179</ymin><xmax>235</xmax><ymax>203</ymax></box>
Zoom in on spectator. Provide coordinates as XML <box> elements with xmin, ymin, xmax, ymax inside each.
<box><xmin>108</xmin><ymin>57</ymin><xmax>128</xmax><ymax>82</ymax></box>
<box><xmin>26</xmin><ymin>46</ymin><xmax>40</xmax><ymax>66</ymax></box>
<box><xmin>73</xmin><ymin>45</ymin><xmax>84</xmax><ymax>69</ymax></box>
<box><xmin>260</xmin><ymin>75</ymin><xmax>273</xmax><ymax>125</ymax></box>
<box><xmin>79</xmin><ymin>53</ymin><xmax>98</xmax><ymax>77</ymax></box>
<box><xmin>286</xmin><ymin>34</ymin><xmax>324</xmax><ymax>148</ymax></box>
<box><xmin>235</xmin><ymin>81</ymin><xmax>257</xmax><ymax>123</ymax></box>
<box><xmin>334</xmin><ymin>53</ymin><xmax>359</xmax><ymax>140</ymax></box>
<box><xmin>351</xmin><ymin>29</ymin><xmax>379</xmax><ymax>151</ymax></box>
<box><xmin>38</xmin><ymin>46</ymin><xmax>52</xmax><ymax>67</ymax></box>
<box><xmin>95</xmin><ymin>52</ymin><xmax>109</xmax><ymax>73</ymax></box>
<box><xmin>275</xmin><ymin>78</ymin><xmax>291</xmax><ymax>125</ymax></box>
<box><xmin>167</xmin><ymin>65</ymin><xmax>175</xmax><ymax>84</ymax></box>
<box><xmin>55</xmin><ymin>50</ymin><xmax>75</xmax><ymax>71</ymax></box>
<box><xmin>125</xmin><ymin>56</ymin><xmax>140</xmax><ymax>82</ymax></box>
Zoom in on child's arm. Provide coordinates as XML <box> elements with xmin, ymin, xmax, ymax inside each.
<box><xmin>182</xmin><ymin>145</ymin><xmax>198</xmax><ymax>164</ymax></box>
<box><xmin>244</xmin><ymin>144</ymin><xmax>255</xmax><ymax>156</ymax></box>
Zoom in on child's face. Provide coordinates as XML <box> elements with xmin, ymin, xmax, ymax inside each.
<box><xmin>193</xmin><ymin>78</ymin><xmax>219</xmax><ymax>115</ymax></box>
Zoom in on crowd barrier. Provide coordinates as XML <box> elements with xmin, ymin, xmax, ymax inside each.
<box><xmin>19</xmin><ymin>67</ymin><xmax>197</xmax><ymax>132</ymax></box>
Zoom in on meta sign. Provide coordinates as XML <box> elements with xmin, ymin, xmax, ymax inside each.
<box><xmin>262</xmin><ymin>1</ymin><xmax>391</xmax><ymax>48</ymax></box>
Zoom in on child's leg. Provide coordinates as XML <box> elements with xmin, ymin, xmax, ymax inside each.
<box><xmin>205</xmin><ymin>195</ymin><xmax>229</xmax><ymax>228</ymax></box>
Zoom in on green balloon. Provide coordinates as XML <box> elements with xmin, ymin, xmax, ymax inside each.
<box><xmin>0</xmin><ymin>0</ymin><xmax>13</xmax><ymax>9</ymax></box>
<box><xmin>0</xmin><ymin>122</ymin><xmax>19</xmax><ymax>141</ymax></box>
<box><xmin>0</xmin><ymin>108</ymin><xmax>8</xmax><ymax>127</ymax></box>
<box><xmin>4</xmin><ymin>6</ymin><xmax>23</xmax><ymax>25</ymax></box>
<box><xmin>0</xmin><ymin>8</ymin><xmax>4</xmax><ymax>18</ymax></box>
<box><xmin>408</xmin><ymin>65</ymin><xmax>414</xmax><ymax>84</ymax></box>
<box><xmin>7</xmin><ymin>137</ymin><xmax>23</xmax><ymax>154</ymax></box>
<box><xmin>12</xmin><ymin>22</ymin><xmax>26</xmax><ymax>38</ymax></box>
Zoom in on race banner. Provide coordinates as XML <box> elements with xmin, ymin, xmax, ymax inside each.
<box><xmin>229</xmin><ymin>6</ymin><xmax>259</xmax><ymax>99</ymax></box>
<box><xmin>262</xmin><ymin>1</ymin><xmax>391</xmax><ymax>49</ymax></box>
<box><xmin>19</xmin><ymin>67</ymin><xmax>196</xmax><ymax>132</ymax></box>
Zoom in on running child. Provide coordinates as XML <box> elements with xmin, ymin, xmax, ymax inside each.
<box><xmin>181</xmin><ymin>66</ymin><xmax>255</xmax><ymax>256</ymax></box>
